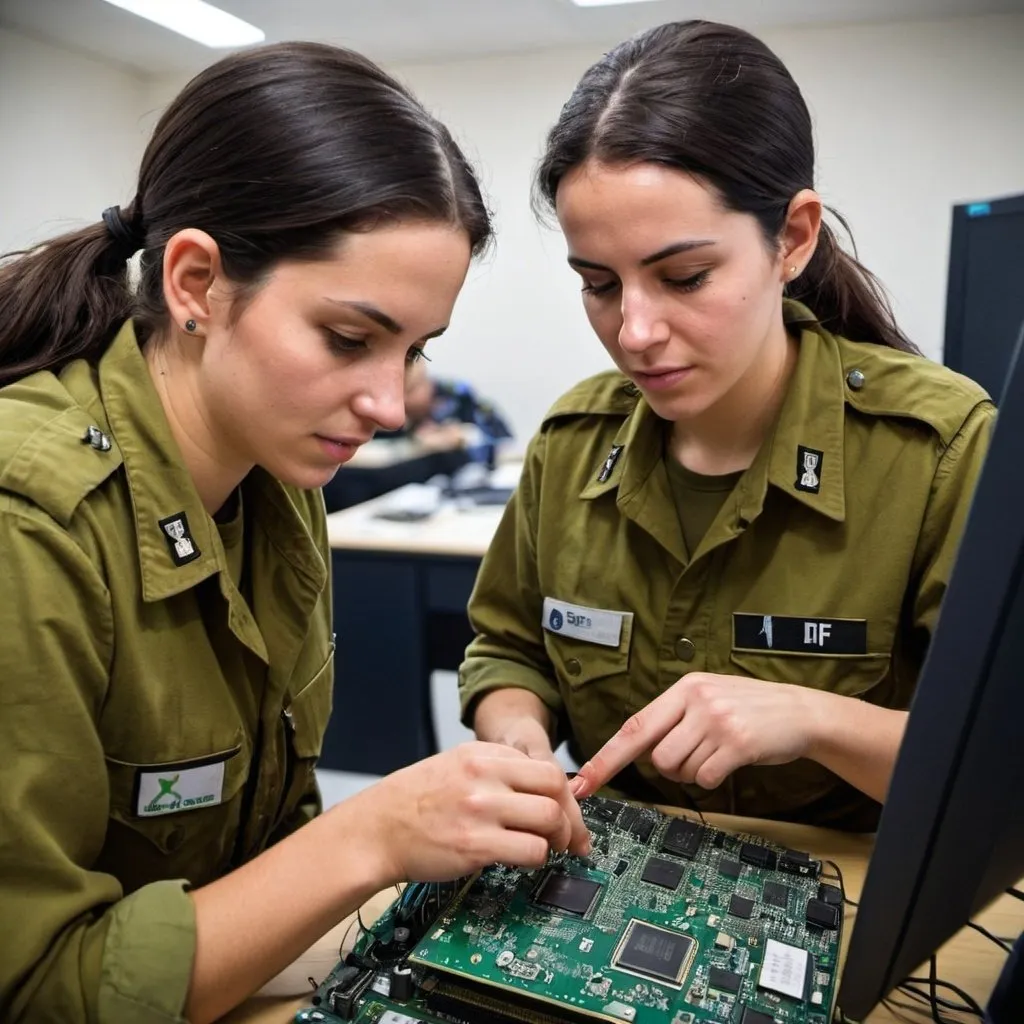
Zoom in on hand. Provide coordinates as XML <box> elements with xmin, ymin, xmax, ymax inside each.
<box><xmin>489</xmin><ymin>715</ymin><xmax>561</xmax><ymax>766</ymax></box>
<box><xmin>570</xmin><ymin>672</ymin><xmax>819</xmax><ymax>799</ymax></box>
<box><xmin>358</xmin><ymin>741</ymin><xmax>591</xmax><ymax>884</ymax></box>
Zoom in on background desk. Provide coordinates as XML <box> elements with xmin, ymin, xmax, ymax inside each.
<box><xmin>227</xmin><ymin>810</ymin><xmax>1024</xmax><ymax>1024</ymax></box>
<box><xmin>320</xmin><ymin>483</ymin><xmax>508</xmax><ymax>775</ymax></box>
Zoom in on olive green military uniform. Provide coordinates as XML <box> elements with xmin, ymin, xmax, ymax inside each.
<box><xmin>460</xmin><ymin>301</ymin><xmax>994</xmax><ymax>832</ymax></box>
<box><xmin>0</xmin><ymin>324</ymin><xmax>334</xmax><ymax>1022</ymax></box>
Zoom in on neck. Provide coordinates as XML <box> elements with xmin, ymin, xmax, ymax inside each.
<box><xmin>145</xmin><ymin>335</ymin><xmax>252</xmax><ymax>517</ymax></box>
<box><xmin>669</xmin><ymin>318</ymin><xmax>798</xmax><ymax>475</ymax></box>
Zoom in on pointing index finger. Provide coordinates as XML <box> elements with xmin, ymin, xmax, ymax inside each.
<box><xmin>570</xmin><ymin>687</ymin><xmax>687</xmax><ymax>799</ymax></box>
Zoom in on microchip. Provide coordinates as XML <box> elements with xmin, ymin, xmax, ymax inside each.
<box><xmin>585</xmin><ymin>796</ymin><xmax>623</xmax><ymax>824</ymax></box>
<box><xmin>729</xmin><ymin>894</ymin><xmax>755</xmax><ymax>919</ymax></box>
<box><xmin>613</xmin><ymin>859</ymin><xmax>630</xmax><ymax>876</ymax></box>
<box><xmin>762</xmin><ymin>881</ymin><xmax>791</xmax><ymax>909</ymax></box>
<box><xmin>660</xmin><ymin>818</ymin><xmax>704</xmax><ymax>859</ymax></box>
<box><xmin>617</xmin><ymin>806</ymin><xmax>655</xmax><ymax>843</ymax></box>
<box><xmin>612</xmin><ymin>921</ymin><xmax>694</xmax><ymax>987</ymax></box>
<box><xmin>741</xmin><ymin>1008</ymin><xmax>777</xmax><ymax>1024</ymax></box>
<box><xmin>708</xmin><ymin>966</ymin><xmax>743</xmax><ymax>994</ymax></box>
<box><xmin>818</xmin><ymin>883</ymin><xmax>843</xmax><ymax>906</ymax></box>
<box><xmin>641</xmin><ymin>856</ymin><xmax>684</xmax><ymax>890</ymax></box>
<box><xmin>805</xmin><ymin>898</ymin><xmax>840</xmax><ymax>930</ymax></box>
<box><xmin>533</xmin><ymin>872</ymin><xmax>602</xmax><ymax>917</ymax></box>
<box><xmin>779</xmin><ymin>849</ymin><xmax>820</xmax><ymax>879</ymax></box>
<box><xmin>719</xmin><ymin>857</ymin><xmax>742</xmax><ymax>879</ymax></box>
<box><xmin>740</xmin><ymin>842</ymin><xmax>778</xmax><ymax>871</ymax></box>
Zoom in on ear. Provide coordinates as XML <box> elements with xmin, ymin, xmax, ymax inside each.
<box><xmin>162</xmin><ymin>229</ymin><xmax>224</xmax><ymax>335</ymax></box>
<box><xmin>778</xmin><ymin>189</ymin><xmax>822</xmax><ymax>286</ymax></box>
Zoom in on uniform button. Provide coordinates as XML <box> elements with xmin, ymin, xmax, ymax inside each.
<box><xmin>166</xmin><ymin>827</ymin><xmax>183</xmax><ymax>851</ymax></box>
<box><xmin>675</xmin><ymin>637</ymin><xmax>696</xmax><ymax>662</ymax></box>
<box><xmin>81</xmin><ymin>425</ymin><xmax>112</xmax><ymax>451</ymax></box>
<box><xmin>846</xmin><ymin>369</ymin><xmax>866</xmax><ymax>391</ymax></box>
<box><xmin>566</xmin><ymin>658</ymin><xmax>582</xmax><ymax>677</ymax></box>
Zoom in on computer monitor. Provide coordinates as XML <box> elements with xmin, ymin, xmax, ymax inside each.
<box><xmin>837</xmin><ymin>321</ymin><xmax>1024</xmax><ymax>1020</ymax></box>
<box><xmin>944</xmin><ymin>192</ymin><xmax>1024</xmax><ymax>400</ymax></box>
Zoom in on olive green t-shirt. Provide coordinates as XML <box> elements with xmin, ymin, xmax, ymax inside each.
<box><xmin>664</xmin><ymin>443</ymin><xmax>744</xmax><ymax>562</ymax></box>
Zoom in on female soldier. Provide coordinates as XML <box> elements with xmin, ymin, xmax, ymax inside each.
<box><xmin>0</xmin><ymin>43</ymin><xmax>587</xmax><ymax>1024</ymax></box>
<box><xmin>461</xmin><ymin>21</ymin><xmax>993</xmax><ymax>833</ymax></box>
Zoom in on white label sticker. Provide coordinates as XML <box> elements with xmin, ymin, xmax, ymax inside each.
<box><xmin>542</xmin><ymin>597</ymin><xmax>630</xmax><ymax>648</ymax></box>
<box><xmin>379</xmin><ymin>1012</ymin><xmax>425</xmax><ymax>1024</ymax></box>
<box><xmin>759</xmin><ymin>937</ymin><xmax>810</xmax><ymax>1000</ymax></box>
<box><xmin>136</xmin><ymin>760</ymin><xmax>226</xmax><ymax>817</ymax></box>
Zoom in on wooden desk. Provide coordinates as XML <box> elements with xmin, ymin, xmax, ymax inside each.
<box><xmin>321</xmin><ymin>474</ymin><xmax>514</xmax><ymax>775</ymax></box>
<box><xmin>228</xmin><ymin>811</ymin><xmax>1024</xmax><ymax>1024</ymax></box>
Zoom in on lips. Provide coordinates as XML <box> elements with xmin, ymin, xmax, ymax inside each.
<box><xmin>630</xmin><ymin>366</ymin><xmax>694</xmax><ymax>392</ymax></box>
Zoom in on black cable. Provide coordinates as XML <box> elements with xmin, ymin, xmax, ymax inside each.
<box><xmin>902</xmin><ymin>966</ymin><xmax>985</xmax><ymax>1015</ymax></box>
<box><xmin>898</xmin><ymin>982</ymin><xmax>982</xmax><ymax>1018</ymax></box>
<box><xmin>824</xmin><ymin>858</ymin><xmax>859</xmax><ymax>907</ymax></box>
<box><xmin>1007</xmin><ymin>886</ymin><xmax>1024</xmax><ymax>902</ymax></box>
<box><xmin>967</xmin><ymin>919</ymin><xmax>1013</xmax><ymax>952</ymax></box>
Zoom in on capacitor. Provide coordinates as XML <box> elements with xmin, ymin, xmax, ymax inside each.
<box><xmin>392</xmin><ymin>926</ymin><xmax>411</xmax><ymax>949</ymax></box>
<box><xmin>390</xmin><ymin>965</ymin><xmax>414</xmax><ymax>1002</ymax></box>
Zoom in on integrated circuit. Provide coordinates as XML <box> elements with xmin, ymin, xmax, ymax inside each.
<box><xmin>805</xmin><ymin>898</ymin><xmax>840</xmax><ymax>930</ymax></box>
<box><xmin>763</xmin><ymin>880</ymin><xmax>792</xmax><ymax>909</ymax></box>
<box><xmin>617</xmin><ymin>805</ymin><xmax>655</xmax><ymax>843</ymax></box>
<box><xmin>740</xmin><ymin>842</ymin><xmax>778</xmax><ymax>871</ymax></box>
<box><xmin>818</xmin><ymin>883</ymin><xmax>843</xmax><ymax>906</ymax></box>
<box><xmin>729</xmin><ymin>893</ymin><xmax>755</xmax><ymax>919</ymax></box>
<box><xmin>741</xmin><ymin>1008</ymin><xmax>777</xmax><ymax>1024</ymax></box>
<box><xmin>641</xmin><ymin>856</ymin><xmax>685</xmax><ymax>890</ymax></box>
<box><xmin>708</xmin><ymin>966</ymin><xmax>743</xmax><ymax>994</ymax></box>
<box><xmin>660</xmin><ymin>818</ymin><xmax>704</xmax><ymax>859</ymax></box>
<box><xmin>532</xmin><ymin>872</ymin><xmax>602</xmax><ymax>917</ymax></box>
<box><xmin>719</xmin><ymin>857</ymin><xmax>742</xmax><ymax>879</ymax></box>
<box><xmin>611</xmin><ymin>920</ymin><xmax>695</xmax><ymax>987</ymax></box>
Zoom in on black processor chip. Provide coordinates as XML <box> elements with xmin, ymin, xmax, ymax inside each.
<box><xmin>740</xmin><ymin>842</ymin><xmax>777</xmax><ymax>870</ymax></box>
<box><xmin>818</xmin><ymin>883</ymin><xmax>843</xmax><ymax>906</ymax></box>
<box><xmin>729</xmin><ymin>894</ymin><xmax>755</xmax><ymax>919</ymax></box>
<box><xmin>641</xmin><ymin>856</ymin><xmax>684</xmax><ymax>890</ymax></box>
<box><xmin>708</xmin><ymin>966</ymin><xmax>743</xmax><ymax>994</ymax></box>
<box><xmin>719</xmin><ymin>857</ymin><xmax>742</xmax><ymax>879</ymax></box>
<box><xmin>741</xmin><ymin>1009</ymin><xmax>776</xmax><ymax>1024</ymax></box>
<box><xmin>762</xmin><ymin>881</ymin><xmax>791</xmax><ymax>909</ymax></box>
<box><xmin>611</xmin><ymin>920</ymin><xmax>695</xmax><ymax>987</ymax></box>
<box><xmin>805</xmin><ymin>898</ymin><xmax>840</xmax><ymax>930</ymax></box>
<box><xmin>533</xmin><ymin>872</ymin><xmax>602</xmax><ymax>917</ymax></box>
<box><xmin>618</xmin><ymin>806</ymin><xmax>655</xmax><ymax>843</ymax></box>
<box><xmin>660</xmin><ymin>818</ymin><xmax>704</xmax><ymax>859</ymax></box>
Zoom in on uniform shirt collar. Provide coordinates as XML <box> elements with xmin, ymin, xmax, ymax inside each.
<box><xmin>98</xmin><ymin>322</ymin><xmax>326</xmax><ymax>603</ymax></box>
<box><xmin>580</xmin><ymin>300</ymin><xmax>847</xmax><ymax>525</ymax></box>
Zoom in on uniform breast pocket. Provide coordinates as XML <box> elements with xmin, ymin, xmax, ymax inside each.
<box><xmin>729</xmin><ymin>649</ymin><xmax>892</xmax><ymax>699</ymax></box>
<box><xmin>102</xmin><ymin>744</ymin><xmax>250</xmax><ymax>891</ymax></box>
<box><xmin>277</xmin><ymin>644</ymin><xmax>335</xmax><ymax>825</ymax></box>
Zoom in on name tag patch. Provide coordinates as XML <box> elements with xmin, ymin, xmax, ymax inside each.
<box><xmin>733</xmin><ymin>614</ymin><xmax>867</xmax><ymax>655</ymax></box>
<box><xmin>543</xmin><ymin>597</ymin><xmax>630</xmax><ymax>648</ymax></box>
<box><xmin>135</xmin><ymin>754</ymin><xmax>231</xmax><ymax>817</ymax></box>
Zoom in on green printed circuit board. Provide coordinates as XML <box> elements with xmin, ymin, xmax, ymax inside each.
<box><xmin>296</xmin><ymin>795</ymin><xmax>844</xmax><ymax>1024</ymax></box>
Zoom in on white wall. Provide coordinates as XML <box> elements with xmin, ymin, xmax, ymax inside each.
<box><xmin>8</xmin><ymin>15</ymin><xmax>1024</xmax><ymax>441</ymax></box>
<box><xmin>391</xmin><ymin>13</ymin><xmax>1024</xmax><ymax>440</ymax></box>
<box><xmin>0</xmin><ymin>28</ymin><xmax>150</xmax><ymax>254</ymax></box>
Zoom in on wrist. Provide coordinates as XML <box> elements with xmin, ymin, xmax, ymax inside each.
<box><xmin>795</xmin><ymin>685</ymin><xmax>838</xmax><ymax>763</ymax></box>
<box><xmin>472</xmin><ymin>688</ymin><xmax>553</xmax><ymax>742</ymax></box>
<box><xmin>322</xmin><ymin>787</ymin><xmax>403</xmax><ymax>892</ymax></box>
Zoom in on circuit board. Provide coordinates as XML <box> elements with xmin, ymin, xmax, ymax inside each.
<box><xmin>296</xmin><ymin>795</ymin><xmax>843</xmax><ymax>1024</ymax></box>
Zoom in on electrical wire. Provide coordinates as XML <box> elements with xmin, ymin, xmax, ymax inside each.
<box><xmin>967</xmin><ymin>919</ymin><xmax>1013</xmax><ymax>952</ymax></box>
<box><xmin>823</xmin><ymin>858</ymin><xmax>859</xmax><ymax>907</ymax></box>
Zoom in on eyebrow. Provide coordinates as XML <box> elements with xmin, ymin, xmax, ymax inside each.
<box><xmin>567</xmin><ymin>239</ymin><xmax>716</xmax><ymax>272</ymax></box>
<box><xmin>326</xmin><ymin>298</ymin><xmax>447</xmax><ymax>340</ymax></box>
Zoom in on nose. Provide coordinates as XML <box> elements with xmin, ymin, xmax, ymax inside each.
<box><xmin>350</xmin><ymin>362</ymin><xmax>408</xmax><ymax>433</ymax></box>
<box><xmin>618</xmin><ymin>287</ymin><xmax>670</xmax><ymax>354</ymax></box>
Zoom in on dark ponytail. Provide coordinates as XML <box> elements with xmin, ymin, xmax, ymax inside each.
<box><xmin>535</xmin><ymin>20</ymin><xmax>916</xmax><ymax>353</ymax></box>
<box><xmin>0</xmin><ymin>42</ymin><xmax>493</xmax><ymax>389</ymax></box>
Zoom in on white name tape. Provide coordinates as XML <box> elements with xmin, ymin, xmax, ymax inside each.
<box><xmin>542</xmin><ymin>597</ymin><xmax>630</xmax><ymax>648</ymax></box>
<box><xmin>136</xmin><ymin>760</ymin><xmax>226</xmax><ymax>817</ymax></box>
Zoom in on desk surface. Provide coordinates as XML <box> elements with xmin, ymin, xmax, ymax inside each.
<box><xmin>227</xmin><ymin>810</ymin><xmax>1024</xmax><ymax>1024</ymax></box>
<box><xmin>326</xmin><ymin>463</ymin><xmax>520</xmax><ymax>556</ymax></box>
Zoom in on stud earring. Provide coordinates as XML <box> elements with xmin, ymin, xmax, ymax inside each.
<box><xmin>185</xmin><ymin>319</ymin><xmax>197</xmax><ymax>333</ymax></box>
<box><xmin>788</xmin><ymin>265</ymin><xmax>798</xmax><ymax>276</ymax></box>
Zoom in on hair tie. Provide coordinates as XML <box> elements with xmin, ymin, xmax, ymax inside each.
<box><xmin>101</xmin><ymin>205</ymin><xmax>145</xmax><ymax>260</ymax></box>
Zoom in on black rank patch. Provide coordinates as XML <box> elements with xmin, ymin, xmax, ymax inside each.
<box><xmin>795</xmin><ymin>444</ymin><xmax>823</xmax><ymax>493</ymax></box>
<box><xmin>733</xmin><ymin>614</ymin><xmax>868</xmax><ymax>655</ymax></box>
<box><xmin>158</xmin><ymin>511</ymin><xmax>201</xmax><ymax>567</ymax></box>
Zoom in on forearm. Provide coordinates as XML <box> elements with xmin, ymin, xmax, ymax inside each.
<box><xmin>802</xmin><ymin>690</ymin><xmax>908</xmax><ymax>803</ymax></box>
<box><xmin>472</xmin><ymin>687</ymin><xmax>554</xmax><ymax>742</ymax></box>
<box><xmin>186</xmin><ymin>798</ymin><xmax>390</xmax><ymax>1024</ymax></box>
